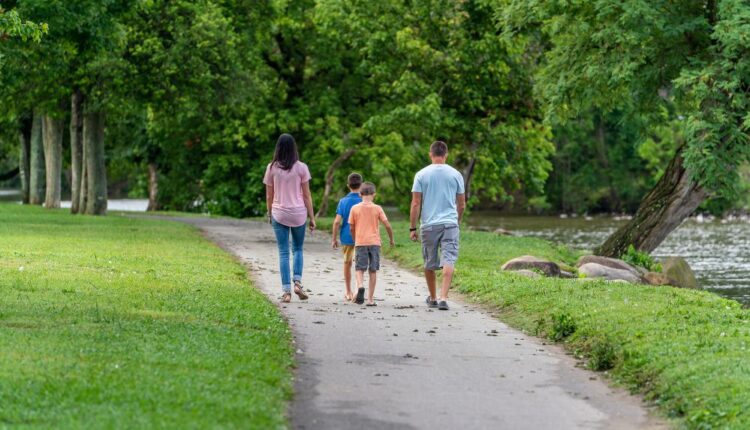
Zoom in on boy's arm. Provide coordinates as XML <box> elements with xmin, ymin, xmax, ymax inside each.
<box><xmin>383</xmin><ymin>220</ymin><xmax>395</xmax><ymax>247</ymax></box>
<box><xmin>331</xmin><ymin>215</ymin><xmax>342</xmax><ymax>248</ymax></box>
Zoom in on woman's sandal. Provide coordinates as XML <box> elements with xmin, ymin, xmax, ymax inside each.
<box><xmin>294</xmin><ymin>281</ymin><xmax>309</xmax><ymax>300</ymax></box>
<box><xmin>281</xmin><ymin>293</ymin><xmax>292</xmax><ymax>303</ymax></box>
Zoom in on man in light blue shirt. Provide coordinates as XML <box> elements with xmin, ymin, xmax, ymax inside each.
<box><xmin>409</xmin><ymin>141</ymin><xmax>466</xmax><ymax>311</ymax></box>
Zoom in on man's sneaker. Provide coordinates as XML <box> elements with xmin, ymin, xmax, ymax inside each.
<box><xmin>425</xmin><ymin>296</ymin><xmax>438</xmax><ymax>308</ymax></box>
<box><xmin>438</xmin><ymin>300</ymin><xmax>449</xmax><ymax>311</ymax></box>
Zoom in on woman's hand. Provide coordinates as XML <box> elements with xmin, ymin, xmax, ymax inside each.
<box><xmin>309</xmin><ymin>218</ymin><xmax>316</xmax><ymax>233</ymax></box>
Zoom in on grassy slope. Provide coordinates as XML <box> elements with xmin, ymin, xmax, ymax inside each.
<box><xmin>323</xmin><ymin>216</ymin><xmax>750</xmax><ymax>429</ymax></box>
<box><xmin>0</xmin><ymin>205</ymin><xmax>293</xmax><ymax>429</ymax></box>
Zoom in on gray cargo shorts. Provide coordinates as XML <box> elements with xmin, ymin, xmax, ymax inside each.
<box><xmin>421</xmin><ymin>224</ymin><xmax>459</xmax><ymax>270</ymax></box>
<box><xmin>355</xmin><ymin>245</ymin><xmax>381</xmax><ymax>272</ymax></box>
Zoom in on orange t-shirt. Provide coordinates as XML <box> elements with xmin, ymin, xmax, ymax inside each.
<box><xmin>348</xmin><ymin>202</ymin><xmax>388</xmax><ymax>246</ymax></box>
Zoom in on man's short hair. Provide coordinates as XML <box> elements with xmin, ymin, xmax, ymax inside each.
<box><xmin>348</xmin><ymin>172</ymin><xmax>363</xmax><ymax>190</ymax></box>
<box><xmin>430</xmin><ymin>141</ymin><xmax>448</xmax><ymax>157</ymax></box>
<box><xmin>359</xmin><ymin>182</ymin><xmax>376</xmax><ymax>196</ymax></box>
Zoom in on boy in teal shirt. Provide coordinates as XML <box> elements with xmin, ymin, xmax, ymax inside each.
<box><xmin>331</xmin><ymin>173</ymin><xmax>363</xmax><ymax>302</ymax></box>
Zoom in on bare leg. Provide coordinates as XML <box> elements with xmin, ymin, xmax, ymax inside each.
<box><xmin>441</xmin><ymin>265</ymin><xmax>454</xmax><ymax>300</ymax></box>
<box><xmin>367</xmin><ymin>270</ymin><xmax>377</xmax><ymax>304</ymax></box>
<box><xmin>424</xmin><ymin>269</ymin><xmax>437</xmax><ymax>300</ymax></box>
<box><xmin>344</xmin><ymin>261</ymin><xmax>353</xmax><ymax>300</ymax></box>
<box><xmin>356</xmin><ymin>270</ymin><xmax>365</xmax><ymax>290</ymax></box>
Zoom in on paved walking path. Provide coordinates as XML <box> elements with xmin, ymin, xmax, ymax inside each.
<box><xmin>176</xmin><ymin>217</ymin><xmax>667</xmax><ymax>430</ymax></box>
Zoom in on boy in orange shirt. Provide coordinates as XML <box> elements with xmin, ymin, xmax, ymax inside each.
<box><xmin>348</xmin><ymin>182</ymin><xmax>395</xmax><ymax>305</ymax></box>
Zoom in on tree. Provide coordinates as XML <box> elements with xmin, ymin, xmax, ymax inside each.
<box><xmin>501</xmin><ymin>0</ymin><xmax>750</xmax><ymax>256</ymax></box>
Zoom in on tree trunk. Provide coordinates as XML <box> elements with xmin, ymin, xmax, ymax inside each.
<box><xmin>463</xmin><ymin>157</ymin><xmax>477</xmax><ymax>201</ymax></box>
<box><xmin>83</xmin><ymin>110</ymin><xmax>107</xmax><ymax>215</ymax></box>
<box><xmin>18</xmin><ymin>117</ymin><xmax>31</xmax><ymax>204</ymax></box>
<box><xmin>595</xmin><ymin>146</ymin><xmax>707</xmax><ymax>257</ymax></box>
<box><xmin>593</xmin><ymin>118</ymin><xmax>620</xmax><ymax>211</ymax></box>
<box><xmin>316</xmin><ymin>148</ymin><xmax>356</xmax><ymax>218</ymax></box>
<box><xmin>42</xmin><ymin>115</ymin><xmax>64</xmax><ymax>209</ymax></box>
<box><xmin>147</xmin><ymin>162</ymin><xmax>159</xmax><ymax>211</ymax></box>
<box><xmin>78</xmin><ymin>144</ymin><xmax>88</xmax><ymax>213</ymax></box>
<box><xmin>70</xmin><ymin>90</ymin><xmax>84</xmax><ymax>214</ymax></box>
<box><xmin>28</xmin><ymin>112</ymin><xmax>45</xmax><ymax>205</ymax></box>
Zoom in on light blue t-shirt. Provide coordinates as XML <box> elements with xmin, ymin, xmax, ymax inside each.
<box><xmin>412</xmin><ymin>164</ymin><xmax>465</xmax><ymax>227</ymax></box>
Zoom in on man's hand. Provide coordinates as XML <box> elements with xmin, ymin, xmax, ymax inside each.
<box><xmin>332</xmin><ymin>238</ymin><xmax>339</xmax><ymax>249</ymax></box>
<box><xmin>410</xmin><ymin>230</ymin><xmax>419</xmax><ymax>242</ymax></box>
<box><xmin>389</xmin><ymin>238</ymin><xmax>395</xmax><ymax>247</ymax></box>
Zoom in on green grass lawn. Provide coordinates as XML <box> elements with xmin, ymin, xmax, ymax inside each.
<box><xmin>324</xmin><ymin>217</ymin><xmax>750</xmax><ymax>429</ymax></box>
<box><xmin>0</xmin><ymin>205</ymin><xmax>293</xmax><ymax>429</ymax></box>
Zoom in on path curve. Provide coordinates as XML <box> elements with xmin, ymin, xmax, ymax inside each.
<box><xmin>175</xmin><ymin>217</ymin><xmax>667</xmax><ymax>430</ymax></box>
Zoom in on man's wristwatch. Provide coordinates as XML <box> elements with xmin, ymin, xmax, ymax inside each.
<box><xmin>409</xmin><ymin>227</ymin><xmax>417</xmax><ymax>232</ymax></box>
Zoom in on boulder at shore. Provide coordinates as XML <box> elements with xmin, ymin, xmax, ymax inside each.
<box><xmin>578</xmin><ymin>263</ymin><xmax>641</xmax><ymax>283</ymax></box>
<box><xmin>662</xmin><ymin>257</ymin><xmax>699</xmax><ymax>289</ymax></box>
<box><xmin>643</xmin><ymin>272</ymin><xmax>674</xmax><ymax>286</ymax></box>
<box><xmin>501</xmin><ymin>255</ymin><xmax>561</xmax><ymax>277</ymax></box>
<box><xmin>512</xmin><ymin>269</ymin><xmax>542</xmax><ymax>279</ymax></box>
<box><xmin>577</xmin><ymin>255</ymin><xmax>641</xmax><ymax>277</ymax></box>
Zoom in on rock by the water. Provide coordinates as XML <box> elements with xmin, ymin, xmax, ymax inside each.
<box><xmin>662</xmin><ymin>257</ymin><xmax>699</xmax><ymax>289</ymax></box>
<box><xmin>643</xmin><ymin>271</ymin><xmax>673</xmax><ymax>286</ymax></box>
<box><xmin>501</xmin><ymin>255</ymin><xmax>561</xmax><ymax>277</ymax></box>
<box><xmin>470</xmin><ymin>226</ymin><xmax>492</xmax><ymax>232</ymax></box>
<box><xmin>512</xmin><ymin>269</ymin><xmax>542</xmax><ymax>279</ymax></box>
<box><xmin>577</xmin><ymin>255</ymin><xmax>641</xmax><ymax>276</ymax></box>
<box><xmin>559</xmin><ymin>270</ymin><xmax>576</xmax><ymax>279</ymax></box>
<box><xmin>578</xmin><ymin>263</ymin><xmax>641</xmax><ymax>283</ymax></box>
<box><xmin>494</xmin><ymin>228</ymin><xmax>514</xmax><ymax>236</ymax></box>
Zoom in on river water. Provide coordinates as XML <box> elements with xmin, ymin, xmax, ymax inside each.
<box><xmin>468</xmin><ymin>213</ymin><xmax>750</xmax><ymax>305</ymax></box>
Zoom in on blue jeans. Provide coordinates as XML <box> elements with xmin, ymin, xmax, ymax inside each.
<box><xmin>271</xmin><ymin>219</ymin><xmax>306</xmax><ymax>293</ymax></box>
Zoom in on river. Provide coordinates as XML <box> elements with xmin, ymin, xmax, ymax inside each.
<box><xmin>468</xmin><ymin>213</ymin><xmax>750</xmax><ymax>305</ymax></box>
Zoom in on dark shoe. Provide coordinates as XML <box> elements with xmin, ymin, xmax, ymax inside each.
<box><xmin>438</xmin><ymin>300</ymin><xmax>449</xmax><ymax>311</ymax></box>
<box><xmin>366</xmin><ymin>302</ymin><xmax>377</xmax><ymax>307</ymax></box>
<box><xmin>425</xmin><ymin>296</ymin><xmax>438</xmax><ymax>308</ymax></box>
<box><xmin>294</xmin><ymin>282</ymin><xmax>309</xmax><ymax>300</ymax></box>
<box><xmin>355</xmin><ymin>288</ymin><xmax>365</xmax><ymax>305</ymax></box>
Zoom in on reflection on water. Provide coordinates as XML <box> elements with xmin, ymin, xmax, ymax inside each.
<box><xmin>468</xmin><ymin>213</ymin><xmax>750</xmax><ymax>304</ymax></box>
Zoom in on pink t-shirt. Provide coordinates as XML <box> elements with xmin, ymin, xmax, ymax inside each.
<box><xmin>263</xmin><ymin>161</ymin><xmax>311</xmax><ymax>227</ymax></box>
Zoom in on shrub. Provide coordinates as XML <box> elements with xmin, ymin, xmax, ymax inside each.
<box><xmin>621</xmin><ymin>244</ymin><xmax>662</xmax><ymax>272</ymax></box>
<box><xmin>550</xmin><ymin>312</ymin><xmax>576</xmax><ymax>341</ymax></box>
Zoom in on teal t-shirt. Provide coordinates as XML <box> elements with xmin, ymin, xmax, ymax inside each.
<box><xmin>411</xmin><ymin>164</ymin><xmax>465</xmax><ymax>227</ymax></box>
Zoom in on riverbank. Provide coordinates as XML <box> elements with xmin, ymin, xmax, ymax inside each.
<box><xmin>319</xmin><ymin>218</ymin><xmax>750</xmax><ymax>429</ymax></box>
<box><xmin>0</xmin><ymin>205</ymin><xmax>293</xmax><ymax>428</ymax></box>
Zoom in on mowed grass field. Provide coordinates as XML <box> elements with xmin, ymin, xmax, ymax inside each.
<box><xmin>0</xmin><ymin>205</ymin><xmax>293</xmax><ymax>429</ymax></box>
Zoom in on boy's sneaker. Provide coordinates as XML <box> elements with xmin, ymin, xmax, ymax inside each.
<box><xmin>425</xmin><ymin>296</ymin><xmax>438</xmax><ymax>308</ymax></box>
<box><xmin>438</xmin><ymin>300</ymin><xmax>449</xmax><ymax>311</ymax></box>
<box><xmin>355</xmin><ymin>288</ymin><xmax>365</xmax><ymax>305</ymax></box>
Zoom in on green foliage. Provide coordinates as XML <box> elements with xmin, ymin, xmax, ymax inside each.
<box><xmin>550</xmin><ymin>312</ymin><xmax>576</xmax><ymax>341</ymax></box>
<box><xmin>381</xmin><ymin>220</ymin><xmax>750</xmax><ymax>429</ymax></box>
<box><xmin>0</xmin><ymin>6</ymin><xmax>47</xmax><ymax>42</ymax></box>
<box><xmin>621</xmin><ymin>244</ymin><xmax>661</xmax><ymax>272</ymax></box>
<box><xmin>500</xmin><ymin>0</ymin><xmax>750</xmax><ymax>203</ymax></box>
<box><xmin>0</xmin><ymin>204</ymin><xmax>293</xmax><ymax>428</ymax></box>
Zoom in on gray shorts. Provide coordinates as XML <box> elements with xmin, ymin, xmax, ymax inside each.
<box><xmin>421</xmin><ymin>224</ymin><xmax>459</xmax><ymax>270</ymax></box>
<box><xmin>355</xmin><ymin>246</ymin><xmax>381</xmax><ymax>272</ymax></box>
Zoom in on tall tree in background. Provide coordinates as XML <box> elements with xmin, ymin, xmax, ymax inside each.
<box><xmin>501</xmin><ymin>0</ymin><xmax>750</xmax><ymax>257</ymax></box>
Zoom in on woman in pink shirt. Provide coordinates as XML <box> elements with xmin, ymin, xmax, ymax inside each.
<box><xmin>264</xmin><ymin>134</ymin><xmax>316</xmax><ymax>302</ymax></box>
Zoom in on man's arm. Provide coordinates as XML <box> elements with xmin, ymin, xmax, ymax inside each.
<box><xmin>331</xmin><ymin>215</ymin><xmax>342</xmax><ymax>248</ymax></box>
<box><xmin>409</xmin><ymin>192</ymin><xmax>422</xmax><ymax>241</ymax></box>
<box><xmin>457</xmin><ymin>193</ymin><xmax>466</xmax><ymax>224</ymax></box>
<box><xmin>265</xmin><ymin>185</ymin><xmax>274</xmax><ymax>224</ymax></box>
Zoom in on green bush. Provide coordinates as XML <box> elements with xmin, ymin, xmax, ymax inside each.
<box><xmin>551</xmin><ymin>312</ymin><xmax>577</xmax><ymax>341</ymax></box>
<box><xmin>588</xmin><ymin>337</ymin><xmax>618</xmax><ymax>371</ymax></box>
<box><xmin>621</xmin><ymin>244</ymin><xmax>662</xmax><ymax>272</ymax></box>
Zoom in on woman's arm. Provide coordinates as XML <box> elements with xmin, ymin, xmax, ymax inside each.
<box><xmin>302</xmin><ymin>181</ymin><xmax>316</xmax><ymax>231</ymax></box>
<box><xmin>265</xmin><ymin>184</ymin><xmax>274</xmax><ymax>224</ymax></box>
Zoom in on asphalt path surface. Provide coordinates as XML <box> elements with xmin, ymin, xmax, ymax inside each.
<box><xmin>175</xmin><ymin>217</ymin><xmax>667</xmax><ymax>430</ymax></box>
